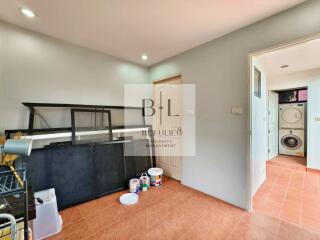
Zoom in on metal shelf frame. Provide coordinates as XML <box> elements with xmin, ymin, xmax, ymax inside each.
<box><xmin>0</xmin><ymin>164</ymin><xmax>29</xmax><ymax>240</ymax></box>
<box><xmin>0</xmin><ymin>168</ymin><xmax>25</xmax><ymax>198</ymax></box>
<box><xmin>22</xmin><ymin>102</ymin><xmax>146</xmax><ymax>136</ymax></box>
<box><xmin>71</xmin><ymin>108</ymin><xmax>113</xmax><ymax>145</ymax></box>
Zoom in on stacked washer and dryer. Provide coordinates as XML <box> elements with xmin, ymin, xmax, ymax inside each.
<box><xmin>279</xmin><ymin>103</ymin><xmax>306</xmax><ymax>157</ymax></box>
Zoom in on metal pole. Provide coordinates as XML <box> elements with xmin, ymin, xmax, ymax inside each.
<box><xmin>23</xmin><ymin>163</ymin><xmax>29</xmax><ymax>240</ymax></box>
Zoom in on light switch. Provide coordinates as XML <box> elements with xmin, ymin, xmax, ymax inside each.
<box><xmin>231</xmin><ymin>107</ymin><xmax>243</xmax><ymax>115</ymax></box>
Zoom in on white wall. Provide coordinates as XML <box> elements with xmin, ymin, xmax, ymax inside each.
<box><xmin>0</xmin><ymin>21</ymin><xmax>149</xmax><ymax>132</ymax></box>
<box><xmin>149</xmin><ymin>0</ymin><xmax>320</xmax><ymax>209</ymax></box>
<box><xmin>0</xmin><ymin>21</ymin><xmax>4</xmax><ymax>132</ymax></box>
<box><xmin>308</xmin><ymin>74</ymin><xmax>320</xmax><ymax>170</ymax></box>
<box><xmin>251</xmin><ymin>57</ymin><xmax>267</xmax><ymax>196</ymax></box>
<box><xmin>268</xmin><ymin>68</ymin><xmax>320</xmax><ymax>90</ymax></box>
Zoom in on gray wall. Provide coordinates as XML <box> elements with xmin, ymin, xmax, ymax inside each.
<box><xmin>0</xmin><ymin>21</ymin><xmax>148</xmax><ymax>132</ymax></box>
<box><xmin>149</xmin><ymin>0</ymin><xmax>320</xmax><ymax>209</ymax></box>
<box><xmin>0</xmin><ymin>23</ymin><xmax>3</xmax><ymax>129</ymax></box>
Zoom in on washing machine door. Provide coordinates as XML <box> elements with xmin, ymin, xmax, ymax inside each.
<box><xmin>281</xmin><ymin>134</ymin><xmax>302</xmax><ymax>150</ymax></box>
<box><xmin>280</xmin><ymin>107</ymin><xmax>303</xmax><ymax>124</ymax></box>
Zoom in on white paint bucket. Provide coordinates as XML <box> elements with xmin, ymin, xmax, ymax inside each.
<box><xmin>148</xmin><ymin>168</ymin><xmax>164</xmax><ymax>187</ymax></box>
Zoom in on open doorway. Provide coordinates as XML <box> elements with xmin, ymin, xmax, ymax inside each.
<box><xmin>268</xmin><ymin>88</ymin><xmax>308</xmax><ymax>169</ymax></box>
<box><xmin>249</xmin><ymin>36</ymin><xmax>320</xmax><ymax>230</ymax></box>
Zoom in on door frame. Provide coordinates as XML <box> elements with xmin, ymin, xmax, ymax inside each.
<box><xmin>152</xmin><ymin>74</ymin><xmax>184</xmax><ymax>181</ymax></box>
<box><xmin>247</xmin><ymin>33</ymin><xmax>320</xmax><ymax>211</ymax></box>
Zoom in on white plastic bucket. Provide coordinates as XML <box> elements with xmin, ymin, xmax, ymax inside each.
<box><xmin>129</xmin><ymin>178</ymin><xmax>140</xmax><ymax>193</ymax></box>
<box><xmin>148</xmin><ymin>168</ymin><xmax>163</xmax><ymax>187</ymax></box>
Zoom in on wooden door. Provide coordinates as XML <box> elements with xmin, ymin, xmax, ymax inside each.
<box><xmin>153</xmin><ymin>76</ymin><xmax>182</xmax><ymax>180</ymax></box>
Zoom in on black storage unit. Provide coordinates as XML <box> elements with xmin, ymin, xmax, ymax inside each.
<box><xmin>123</xmin><ymin>140</ymin><xmax>152</xmax><ymax>184</ymax></box>
<box><xmin>93</xmin><ymin>142</ymin><xmax>125</xmax><ymax>198</ymax></box>
<box><xmin>25</xmin><ymin>149</ymin><xmax>50</xmax><ymax>192</ymax></box>
<box><xmin>8</xmin><ymin>102</ymin><xmax>154</xmax><ymax>210</ymax></box>
<box><xmin>26</xmin><ymin>139</ymin><xmax>152</xmax><ymax>210</ymax></box>
<box><xmin>49</xmin><ymin>144</ymin><xmax>95</xmax><ymax>210</ymax></box>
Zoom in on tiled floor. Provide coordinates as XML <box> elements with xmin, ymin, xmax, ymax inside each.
<box><xmin>49</xmin><ymin>166</ymin><xmax>320</xmax><ymax>240</ymax></box>
<box><xmin>254</xmin><ymin>157</ymin><xmax>320</xmax><ymax>236</ymax></box>
<box><xmin>268</xmin><ymin>155</ymin><xmax>306</xmax><ymax>171</ymax></box>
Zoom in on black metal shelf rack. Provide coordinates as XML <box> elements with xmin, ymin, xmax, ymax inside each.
<box><xmin>0</xmin><ymin>165</ymin><xmax>29</xmax><ymax>240</ymax></box>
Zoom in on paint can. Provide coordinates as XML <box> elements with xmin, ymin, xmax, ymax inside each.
<box><xmin>148</xmin><ymin>168</ymin><xmax>163</xmax><ymax>187</ymax></box>
<box><xmin>129</xmin><ymin>178</ymin><xmax>140</xmax><ymax>193</ymax></box>
<box><xmin>140</xmin><ymin>173</ymin><xmax>150</xmax><ymax>191</ymax></box>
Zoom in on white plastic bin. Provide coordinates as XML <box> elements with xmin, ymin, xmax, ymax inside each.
<box><xmin>33</xmin><ymin>188</ymin><xmax>62</xmax><ymax>240</ymax></box>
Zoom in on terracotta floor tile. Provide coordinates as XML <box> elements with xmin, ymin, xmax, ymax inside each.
<box><xmin>229</xmin><ymin>222</ymin><xmax>276</xmax><ymax>240</ymax></box>
<box><xmin>255</xmin><ymin>156</ymin><xmax>320</xmax><ymax>238</ymax></box>
<box><xmin>302</xmin><ymin>197</ymin><xmax>320</xmax><ymax>207</ymax></box>
<box><xmin>180</xmin><ymin>210</ymin><xmax>241</xmax><ymax>240</ymax></box>
<box><xmin>269</xmin><ymin>155</ymin><xmax>306</xmax><ymax>171</ymax></box>
<box><xmin>282</xmin><ymin>199</ymin><xmax>301</xmax><ymax>210</ymax></box>
<box><xmin>271</xmin><ymin>185</ymin><xmax>287</xmax><ymax>193</ymax></box>
<box><xmin>143</xmin><ymin>206</ymin><xmax>199</xmax><ymax>240</ymax></box>
<box><xmin>285</xmin><ymin>194</ymin><xmax>302</xmax><ymax>204</ymax></box>
<box><xmin>59</xmin><ymin>206</ymin><xmax>83</xmax><ymax>227</ymax></box>
<box><xmin>269</xmin><ymin>192</ymin><xmax>286</xmax><ymax>203</ymax></box>
<box><xmin>280</xmin><ymin>209</ymin><xmax>300</xmax><ymax>225</ymax></box>
<box><xmin>302</xmin><ymin>206</ymin><xmax>320</xmax><ymax>218</ymax></box>
<box><xmin>77</xmin><ymin>197</ymin><xmax>111</xmax><ymax>218</ymax></box>
<box><xmin>286</xmin><ymin>188</ymin><xmax>302</xmax><ymax>195</ymax></box>
<box><xmin>241</xmin><ymin>212</ymin><xmax>280</xmax><ymax>234</ymax></box>
<box><xmin>99</xmin><ymin>190</ymin><xmax>126</xmax><ymax>205</ymax></box>
<box><xmin>85</xmin><ymin>200</ymin><xmax>139</xmax><ymax>233</ymax></box>
<box><xmin>91</xmin><ymin>209</ymin><xmax>148</xmax><ymax>240</ymax></box>
<box><xmin>48</xmin><ymin>219</ymin><xmax>93</xmax><ymax>240</ymax></box>
<box><xmin>255</xmin><ymin>199</ymin><xmax>282</xmax><ymax>217</ymax></box>
<box><xmin>301</xmin><ymin>211</ymin><xmax>320</xmax><ymax>229</ymax></box>
<box><xmin>301</xmin><ymin>219</ymin><xmax>320</xmax><ymax>232</ymax></box>
<box><xmin>170</xmin><ymin>185</ymin><xmax>197</xmax><ymax>200</ymax></box>
<box><xmin>288</xmin><ymin>183</ymin><xmax>304</xmax><ymax>191</ymax></box>
<box><xmin>48</xmin><ymin>155</ymin><xmax>320</xmax><ymax>240</ymax></box>
<box><xmin>143</xmin><ymin>198</ymin><xmax>178</xmax><ymax>229</ymax></box>
<box><xmin>276</xmin><ymin>221</ymin><xmax>320</xmax><ymax>240</ymax></box>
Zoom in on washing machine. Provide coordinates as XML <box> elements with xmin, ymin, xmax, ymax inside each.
<box><xmin>279</xmin><ymin>129</ymin><xmax>305</xmax><ymax>157</ymax></box>
<box><xmin>279</xmin><ymin>103</ymin><xmax>305</xmax><ymax>129</ymax></box>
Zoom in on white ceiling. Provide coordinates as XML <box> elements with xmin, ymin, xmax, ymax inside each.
<box><xmin>0</xmin><ymin>0</ymin><xmax>306</xmax><ymax>66</ymax></box>
<box><xmin>256</xmin><ymin>37</ymin><xmax>320</xmax><ymax>77</ymax></box>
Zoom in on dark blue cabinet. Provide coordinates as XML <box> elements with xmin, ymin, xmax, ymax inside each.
<box><xmin>93</xmin><ymin>143</ymin><xmax>125</xmax><ymax>198</ymax></box>
<box><xmin>49</xmin><ymin>145</ymin><xmax>95</xmax><ymax>210</ymax></box>
<box><xmin>26</xmin><ymin>139</ymin><xmax>151</xmax><ymax>210</ymax></box>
